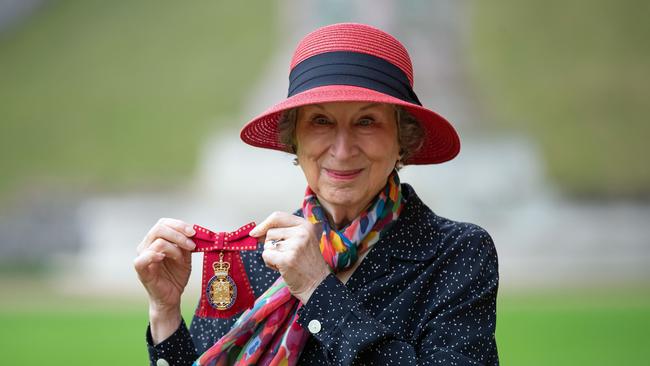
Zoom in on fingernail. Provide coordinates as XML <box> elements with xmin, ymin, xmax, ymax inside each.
<box><xmin>186</xmin><ymin>238</ymin><xmax>196</xmax><ymax>249</ymax></box>
<box><xmin>185</xmin><ymin>226</ymin><xmax>195</xmax><ymax>236</ymax></box>
<box><xmin>249</xmin><ymin>227</ymin><xmax>259</xmax><ymax>236</ymax></box>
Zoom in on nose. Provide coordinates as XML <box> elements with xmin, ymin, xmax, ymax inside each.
<box><xmin>329</xmin><ymin>127</ymin><xmax>358</xmax><ymax>161</ymax></box>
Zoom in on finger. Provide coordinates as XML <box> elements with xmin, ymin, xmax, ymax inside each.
<box><xmin>158</xmin><ymin>217</ymin><xmax>196</xmax><ymax>237</ymax></box>
<box><xmin>261</xmin><ymin>247</ymin><xmax>284</xmax><ymax>271</ymax></box>
<box><xmin>263</xmin><ymin>239</ymin><xmax>283</xmax><ymax>251</ymax></box>
<box><xmin>144</xmin><ymin>218</ymin><xmax>195</xmax><ymax>246</ymax></box>
<box><xmin>250</xmin><ymin>211</ymin><xmax>304</xmax><ymax>237</ymax></box>
<box><xmin>149</xmin><ymin>224</ymin><xmax>196</xmax><ymax>251</ymax></box>
<box><xmin>149</xmin><ymin>238</ymin><xmax>184</xmax><ymax>261</ymax></box>
<box><xmin>270</xmin><ymin>236</ymin><xmax>303</xmax><ymax>255</ymax></box>
<box><xmin>265</xmin><ymin>226</ymin><xmax>300</xmax><ymax>242</ymax></box>
<box><xmin>133</xmin><ymin>249</ymin><xmax>165</xmax><ymax>280</ymax></box>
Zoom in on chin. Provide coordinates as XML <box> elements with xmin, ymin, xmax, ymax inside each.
<box><xmin>319</xmin><ymin>186</ymin><xmax>365</xmax><ymax>207</ymax></box>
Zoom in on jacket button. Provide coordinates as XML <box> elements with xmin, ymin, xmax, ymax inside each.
<box><xmin>308</xmin><ymin>319</ymin><xmax>321</xmax><ymax>334</ymax></box>
<box><xmin>156</xmin><ymin>359</ymin><xmax>170</xmax><ymax>366</ymax></box>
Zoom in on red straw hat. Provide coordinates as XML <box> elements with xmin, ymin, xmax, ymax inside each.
<box><xmin>240</xmin><ymin>22</ymin><xmax>460</xmax><ymax>165</ymax></box>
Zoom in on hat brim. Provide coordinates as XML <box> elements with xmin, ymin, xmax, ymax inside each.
<box><xmin>240</xmin><ymin>85</ymin><xmax>460</xmax><ymax>165</ymax></box>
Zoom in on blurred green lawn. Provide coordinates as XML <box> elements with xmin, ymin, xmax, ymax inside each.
<box><xmin>0</xmin><ymin>0</ymin><xmax>276</xmax><ymax>198</ymax></box>
<box><xmin>2</xmin><ymin>0</ymin><xmax>648</xmax><ymax>201</ymax></box>
<box><xmin>1</xmin><ymin>283</ymin><xmax>648</xmax><ymax>365</ymax></box>
<box><xmin>469</xmin><ymin>0</ymin><xmax>650</xmax><ymax>198</ymax></box>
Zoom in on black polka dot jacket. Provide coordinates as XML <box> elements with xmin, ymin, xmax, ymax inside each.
<box><xmin>146</xmin><ymin>183</ymin><xmax>499</xmax><ymax>365</ymax></box>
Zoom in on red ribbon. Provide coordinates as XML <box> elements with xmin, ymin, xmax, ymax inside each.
<box><xmin>191</xmin><ymin>222</ymin><xmax>258</xmax><ymax>318</ymax></box>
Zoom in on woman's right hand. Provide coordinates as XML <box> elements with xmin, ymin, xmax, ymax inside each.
<box><xmin>134</xmin><ymin>218</ymin><xmax>196</xmax><ymax>343</ymax></box>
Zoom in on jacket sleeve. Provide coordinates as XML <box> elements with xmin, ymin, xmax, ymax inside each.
<box><xmin>295</xmin><ymin>229</ymin><xmax>499</xmax><ymax>365</ymax></box>
<box><xmin>146</xmin><ymin>318</ymin><xmax>198</xmax><ymax>366</ymax></box>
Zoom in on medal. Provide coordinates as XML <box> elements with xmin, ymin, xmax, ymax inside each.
<box><xmin>207</xmin><ymin>252</ymin><xmax>237</xmax><ymax>310</ymax></box>
<box><xmin>191</xmin><ymin>223</ymin><xmax>257</xmax><ymax>319</ymax></box>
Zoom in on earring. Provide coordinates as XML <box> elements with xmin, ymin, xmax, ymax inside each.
<box><xmin>292</xmin><ymin>157</ymin><xmax>299</xmax><ymax>166</ymax></box>
<box><xmin>395</xmin><ymin>157</ymin><xmax>403</xmax><ymax>170</ymax></box>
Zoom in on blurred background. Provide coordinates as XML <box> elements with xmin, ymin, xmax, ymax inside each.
<box><xmin>1</xmin><ymin>0</ymin><xmax>648</xmax><ymax>364</ymax></box>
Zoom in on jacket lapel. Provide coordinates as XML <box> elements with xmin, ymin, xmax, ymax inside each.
<box><xmin>345</xmin><ymin>236</ymin><xmax>393</xmax><ymax>291</ymax></box>
<box><xmin>346</xmin><ymin>184</ymin><xmax>440</xmax><ymax>291</ymax></box>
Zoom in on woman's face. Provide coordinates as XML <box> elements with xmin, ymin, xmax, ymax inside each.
<box><xmin>295</xmin><ymin>101</ymin><xmax>400</xmax><ymax>221</ymax></box>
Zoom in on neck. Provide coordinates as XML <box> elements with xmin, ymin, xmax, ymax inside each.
<box><xmin>318</xmin><ymin>201</ymin><xmax>362</xmax><ymax>230</ymax></box>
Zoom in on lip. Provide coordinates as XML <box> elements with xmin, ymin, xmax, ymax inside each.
<box><xmin>324</xmin><ymin>168</ymin><xmax>363</xmax><ymax>180</ymax></box>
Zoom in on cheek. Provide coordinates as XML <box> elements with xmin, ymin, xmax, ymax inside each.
<box><xmin>296</xmin><ymin>126</ymin><xmax>327</xmax><ymax>158</ymax></box>
<box><xmin>296</xmin><ymin>148</ymin><xmax>322</xmax><ymax>189</ymax></box>
<box><xmin>365</xmin><ymin>137</ymin><xmax>400</xmax><ymax>167</ymax></box>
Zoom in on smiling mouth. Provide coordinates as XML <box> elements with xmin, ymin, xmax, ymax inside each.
<box><xmin>324</xmin><ymin>168</ymin><xmax>363</xmax><ymax>180</ymax></box>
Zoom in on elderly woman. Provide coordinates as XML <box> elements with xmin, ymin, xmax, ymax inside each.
<box><xmin>135</xmin><ymin>23</ymin><xmax>499</xmax><ymax>365</ymax></box>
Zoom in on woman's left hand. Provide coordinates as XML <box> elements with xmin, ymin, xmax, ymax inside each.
<box><xmin>249</xmin><ymin>212</ymin><xmax>331</xmax><ymax>304</ymax></box>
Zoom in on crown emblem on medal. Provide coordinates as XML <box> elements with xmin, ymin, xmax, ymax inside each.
<box><xmin>213</xmin><ymin>260</ymin><xmax>230</xmax><ymax>277</ymax></box>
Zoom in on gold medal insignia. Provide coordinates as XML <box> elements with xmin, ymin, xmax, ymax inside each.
<box><xmin>206</xmin><ymin>252</ymin><xmax>237</xmax><ymax>310</ymax></box>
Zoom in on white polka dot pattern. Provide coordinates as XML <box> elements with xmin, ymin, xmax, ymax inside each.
<box><xmin>145</xmin><ymin>184</ymin><xmax>499</xmax><ymax>365</ymax></box>
<box><xmin>146</xmin><ymin>319</ymin><xmax>197</xmax><ymax>365</ymax></box>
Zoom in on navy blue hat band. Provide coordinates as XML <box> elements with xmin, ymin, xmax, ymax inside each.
<box><xmin>288</xmin><ymin>51</ymin><xmax>421</xmax><ymax>106</ymax></box>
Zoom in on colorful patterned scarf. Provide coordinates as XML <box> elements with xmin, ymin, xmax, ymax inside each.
<box><xmin>193</xmin><ymin>171</ymin><xmax>403</xmax><ymax>366</ymax></box>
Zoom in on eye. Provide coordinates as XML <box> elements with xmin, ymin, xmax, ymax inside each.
<box><xmin>357</xmin><ymin>117</ymin><xmax>375</xmax><ymax>126</ymax></box>
<box><xmin>311</xmin><ymin>115</ymin><xmax>332</xmax><ymax>126</ymax></box>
